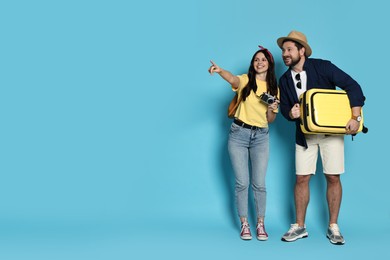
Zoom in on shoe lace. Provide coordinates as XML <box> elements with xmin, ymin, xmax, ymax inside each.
<box><xmin>241</xmin><ymin>222</ymin><xmax>250</xmax><ymax>233</ymax></box>
<box><xmin>257</xmin><ymin>223</ymin><xmax>265</xmax><ymax>233</ymax></box>
<box><xmin>288</xmin><ymin>223</ymin><xmax>299</xmax><ymax>232</ymax></box>
<box><xmin>330</xmin><ymin>224</ymin><xmax>341</xmax><ymax>236</ymax></box>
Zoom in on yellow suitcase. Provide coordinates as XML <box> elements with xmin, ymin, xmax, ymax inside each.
<box><xmin>299</xmin><ymin>89</ymin><xmax>364</xmax><ymax>134</ymax></box>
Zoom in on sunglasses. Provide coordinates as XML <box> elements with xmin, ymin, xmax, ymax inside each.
<box><xmin>295</xmin><ymin>73</ymin><xmax>301</xmax><ymax>89</ymax></box>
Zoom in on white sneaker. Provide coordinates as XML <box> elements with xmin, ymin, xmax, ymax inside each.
<box><xmin>281</xmin><ymin>223</ymin><xmax>308</xmax><ymax>242</ymax></box>
<box><xmin>327</xmin><ymin>223</ymin><xmax>345</xmax><ymax>245</ymax></box>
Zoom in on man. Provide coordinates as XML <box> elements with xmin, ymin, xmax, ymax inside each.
<box><xmin>277</xmin><ymin>31</ymin><xmax>365</xmax><ymax>245</ymax></box>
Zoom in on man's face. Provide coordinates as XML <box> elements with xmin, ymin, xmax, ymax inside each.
<box><xmin>281</xmin><ymin>41</ymin><xmax>303</xmax><ymax>67</ymax></box>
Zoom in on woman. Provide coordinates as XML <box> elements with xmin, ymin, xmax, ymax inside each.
<box><xmin>208</xmin><ymin>46</ymin><xmax>279</xmax><ymax>240</ymax></box>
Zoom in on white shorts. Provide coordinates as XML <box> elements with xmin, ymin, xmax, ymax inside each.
<box><xmin>296</xmin><ymin>134</ymin><xmax>344</xmax><ymax>175</ymax></box>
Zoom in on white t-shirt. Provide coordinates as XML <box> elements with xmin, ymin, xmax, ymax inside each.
<box><xmin>291</xmin><ymin>70</ymin><xmax>307</xmax><ymax>99</ymax></box>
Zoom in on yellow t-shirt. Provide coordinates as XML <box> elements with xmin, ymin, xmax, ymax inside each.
<box><xmin>233</xmin><ymin>74</ymin><xmax>278</xmax><ymax>127</ymax></box>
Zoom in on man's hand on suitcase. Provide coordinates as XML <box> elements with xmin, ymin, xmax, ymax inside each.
<box><xmin>345</xmin><ymin>119</ymin><xmax>360</xmax><ymax>135</ymax></box>
<box><xmin>289</xmin><ymin>103</ymin><xmax>300</xmax><ymax>119</ymax></box>
<box><xmin>346</xmin><ymin>107</ymin><xmax>362</xmax><ymax>135</ymax></box>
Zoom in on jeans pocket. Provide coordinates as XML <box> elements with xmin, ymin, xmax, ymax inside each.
<box><xmin>260</xmin><ymin>127</ymin><xmax>269</xmax><ymax>135</ymax></box>
<box><xmin>230</xmin><ymin>123</ymin><xmax>241</xmax><ymax>134</ymax></box>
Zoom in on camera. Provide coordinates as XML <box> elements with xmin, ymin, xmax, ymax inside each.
<box><xmin>259</xmin><ymin>92</ymin><xmax>277</xmax><ymax>105</ymax></box>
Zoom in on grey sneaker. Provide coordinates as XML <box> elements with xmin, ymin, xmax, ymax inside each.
<box><xmin>327</xmin><ymin>224</ymin><xmax>345</xmax><ymax>245</ymax></box>
<box><xmin>281</xmin><ymin>223</ymin><xmax>308</xmax><ymax>242</ymax></box>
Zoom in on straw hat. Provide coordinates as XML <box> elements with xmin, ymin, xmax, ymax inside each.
<box><xmin>277</xmin><ymin>31</ymin><xmax>312</xmax><ymax>57</ymax></box>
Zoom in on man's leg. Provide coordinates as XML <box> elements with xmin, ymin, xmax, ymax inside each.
<box><xmin>295</xmin><ymin>175</ymin><xmax>311</xmax><ymax>226</ymax></box>
<box><xmin>281</xmin><ymin>137</ymin><xmax>317</xmax><ymax>242</ymax></box>
<box><xmin>281</xmin><ymin>174</ymin><xmax>311</xmax><ymax>242</ymax></box>
<box><xmin>325</xmin><ymin>174</ymin><xmax>342</xmax><ymax>225</ymax></box>
<box><xmin>320</xmin><ymin>135</ymin><xmax>345</xmax><ymax>245</ymax></box>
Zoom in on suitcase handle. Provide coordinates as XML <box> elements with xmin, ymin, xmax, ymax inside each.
<box><xmin>352</xmin><ymin>125</ymin><xmax>368</xmax><ymax>138</ymax></box>
<box><xmin>305</xmin><ymin>104</ymin><xmax>309</xmax><ymax>117</ymax></box>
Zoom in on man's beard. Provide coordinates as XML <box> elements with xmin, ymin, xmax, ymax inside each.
<box><xmin>283</xmin><ymin>55</ymin><xmax>301</xmax><ymax>68</ymax></box>
<box><xmin>289</xmin><ymin>55</ymin><xmax>301</xmax><ymax>68</ymax></box>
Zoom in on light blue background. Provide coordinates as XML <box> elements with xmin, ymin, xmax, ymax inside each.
<box><xmin>0</xmin><ymin>0</ymin><xmax>389</xmax><ymax>259</ymax></box>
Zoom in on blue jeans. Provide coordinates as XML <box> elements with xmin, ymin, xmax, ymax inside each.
<box><xmin>228</xmin><ymin>122</ymin><xmax>269</xmax><ymax>219</ymax></box>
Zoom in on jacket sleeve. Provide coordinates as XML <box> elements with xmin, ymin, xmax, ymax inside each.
<box><xmin>324</xmin><ymin>61</ymin><xmax>366</xmax><ymax>107</ymax></box>
<box><xmin>279</xmin><ymin>76</ymin><xmax>297</xmax><ymax>122</ymax></box>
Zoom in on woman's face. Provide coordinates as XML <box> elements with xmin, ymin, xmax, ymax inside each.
<box><xmin>253</xmin><ymin>52</ymin><xmax>269</xmax><ymax>75</ymax></box>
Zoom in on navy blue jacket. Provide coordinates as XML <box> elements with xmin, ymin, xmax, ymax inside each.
<box><xmin>279</xmin><ymin>58</ymin><xmax>365</xmax><ymax>148</ymax></box>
